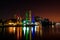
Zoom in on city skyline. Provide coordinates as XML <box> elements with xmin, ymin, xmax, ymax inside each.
<box><xmin>0</xmin><ymin>0</ymin><xmax>60</xmax><ymax>22</ymax></box>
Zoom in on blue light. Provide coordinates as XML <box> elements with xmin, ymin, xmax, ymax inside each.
<box><xmin>31</xmin><ymin>27</ymin><xmax>33</xmax><ymax>32</ymax></box>
<box><xmin>31</xmin><ymin>16</ymin><xmax>35</xmax><ymax>40</ymax></box>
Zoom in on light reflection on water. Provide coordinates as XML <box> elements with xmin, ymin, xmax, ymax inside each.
<box><xmin>17</xmin><ymin>27</ymin><xmax>20</xmax><ymax>40</ymax></box>
<box><xmin>0</xmin><ymin>26</ymin><xmax>43</xmax><ymax>40</ymax></box>
<box><xmin>0</xmin><ymin>28</ymin><xmax>2</xmax><ymax>32</ymax></box>
<box><xmin>0</xmin><ymin>25</ymin><xmax>59</xmax><ymax>40</ymax></box>
<box><xmin>8</xmin><ymin>27</ymin><xmax>16</xmax><ymax>33</ymax></box>
<box><xmin>8</xmin><ymin>27</ymin><xmax>22</xmax><ymax>40</ymax></box>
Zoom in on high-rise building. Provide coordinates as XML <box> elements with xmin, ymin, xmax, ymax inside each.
<box><xmin>29</xmin><ymin>10</ymin><xmax>31</xmax><ymax>21</ymax></box>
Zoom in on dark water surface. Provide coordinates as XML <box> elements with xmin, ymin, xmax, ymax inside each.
<box><xmin>0</xmin><ymin>25</ymin><xmax>60</xmax><ymax>40</ymax></box>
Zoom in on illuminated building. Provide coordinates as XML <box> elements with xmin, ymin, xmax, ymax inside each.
<box><xmin>29</xmin><ymin>10</ymin><xmax>32</xmax><ymax>40</ymax></box>
<box><xmin>25</xmin><ymin>10</ymin><xmax>29</xmax><ymax>40</ymax></box>
<box><xmin>31</xmin><ymin>15</ymin><xmax>35</xmax><ymax>40</ymax></box>
<box><xmin>0</xmin><ymin>10</ymin><xmax>54</xmax><ymax>40</ymax></box>
<box><xmin>34</xmin><ymin>16</ymin><xmax>43</xmax><ymax>37</ymax></box>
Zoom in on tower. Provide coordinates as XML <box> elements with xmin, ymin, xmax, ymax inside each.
<box><xmin>29</xmin><ymin>10</ymin><xmax>31</xmax><ymax>21</ymax></box>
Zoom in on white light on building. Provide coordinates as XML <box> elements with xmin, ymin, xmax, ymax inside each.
<box><xmin>31</xmin><ymin>27</ymin><xmax>33</xmax><ymax>32</ymax></box>
<box><xmin>23</xmin><ymin>27</ymin><xmax>26</xmax><ymax>36</ymax></box>
<box><xmin>27</xmin><ymin>27</ymin><xmax>29</xmax><ymax>33</ymax></box>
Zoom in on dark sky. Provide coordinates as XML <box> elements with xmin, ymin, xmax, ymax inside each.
<box><xmin>0</xmin><ymin>0</ymin><xmax>60</xmax><ymax>22</ymax></box>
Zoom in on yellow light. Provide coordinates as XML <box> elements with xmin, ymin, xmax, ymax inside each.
<box><xmin>8</xmin><ymin>23</ymin><xmax>16</xmax><ymax>25</ymax></box>
<box><xmin>20</xmin><ymin>27</ymin><xmax>22</xmax><ymax>38</ymax></box>
<box><xmin>8</xmin><ymin>23</ymin><xmax>13</xmax><ymax>25</ymax></box>
<box><xmin>36</xmin><ymin>26</ymin><xmax>39</xmax><ymax>33</ymax></box>
<box><xmin>17</xmin><ymin>27</ymin><xmax>19</xmax><ymax>39</ymax></box>
<box><xmin>8</xmin><ymin>27</ymin><xmax>16</xmax><ymax>33</ymax></box>
<box><xmin>16</xmin><ymin>27</ymin><xmax>22</xmax><ymax>40</ymax></box>
<box><xmin>13</xmin><ymin>27</ymin><xmax>16</xmax><ymax>33</ymax></box>
<box><xmin>8</xmin><ymin>27</ymin><xmax>13</xmax><ymax>33</ymax></box>
<box><xmin>35</xmin><ymin>22</ymin><xmax>39</xmax><ymax>26</ymax></box>
<box><xmin>13</xmin><ymin>23</ymin><xmax>16</xmax><ymax>25</ymax></box>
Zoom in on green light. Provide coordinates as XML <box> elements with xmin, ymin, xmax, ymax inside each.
<box><xmin>26</xmin><ymin>27</ymin><xmax>29</xmax><ymax>40</ymax></box>
<box><xmin>22</xmin><ymin>20</ymin><xmax>25</xmax><ymax>36</ymax></box>
<box><xmin>27</xmin><ymin>27</ymin><xmax>29</xmax><ymax>33</ymax></box>
<box><xmin>25</xmin><ymin>10</ymin><xmax>29</xmax><ymax>40</ymax></box>
<box><xmin>26</xmin><ymin>10</ymin><xmax>29</xmax><ymax>21</ymax></box>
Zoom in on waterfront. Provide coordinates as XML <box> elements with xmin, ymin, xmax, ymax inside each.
<box><xmin>0</xmin><ymin>25</ymin><xmax>60</xmax><ymax>40</ymax></box>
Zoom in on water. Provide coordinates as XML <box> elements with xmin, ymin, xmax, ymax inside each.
<box><xmin>0</xmin><ymin>25</ymin><xmax>60</xmax><ymax>40</ymax></box>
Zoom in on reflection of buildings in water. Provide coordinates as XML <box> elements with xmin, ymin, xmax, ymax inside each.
<box><xmin>6</xmin><ymin>22</ymin><xmax>42</xmax><ymax>40</ymax></box>
<box><xmin>17</xmin><ymin>27</ymin><xmax>19</xmax><ymax>39</ymax></box>
<box><xmin>26</xmin><ymin>27</ymin><xmax>29</xmax><ymax>40</ymax></box>
<box><xmin>35</xmin><ymin>22</ymin><xmax>39</xmax><ymax>33</ymax></box>
<box><xmin>19</xmin><ymin>27</ymin><xmax>22</xmax><ymax>38</ymax></box>
<box><xmin>8</xmin><ymin>27</ymin><xmax>16</xmax><ymax>33</ymax></box>
<box><xmin>8</xmin><ymin>27</ymin><xmax>22</xmax><ymax>40</ymax></box>
<box><xmin>51</xmin><ymin>22</ymin><xmax>54</xmax><ymax>33</ymax></box>
<box><xmin>36</xmin><ymin>26</ymin><xmax>39</xmax><ymax>33</ymax></box>
<box><xmin>39</xmin><ymin>23</ymin><xmax>42</xmax><ymax>37</ymax></box>
<box><xmin>0</xmin><ymin>28</ymin><xmax>2</xmax><ymax>32</ymax></box>
<box><xmin>35</xmin><ymin>22</ymin><xmax>43</xmax><ymax>36</ymax></box>
<box><xmin>23</xmin><ymin>27</ymin><xmax>26</xmax><ymax>36</ymax></box>
<box><xmin>8</xmin><ymin>27</ymin><xmax>13</xmax><ymax>33</ymax></box>
<box><xmin>13</xmin><ymin>27</ymin><xmax>16</xmax><ymax>33</ymax></box>
<box><xmin>56</xmin><ymin>23</ymin><xmax>60</xmax><ymax>33</ymax></box>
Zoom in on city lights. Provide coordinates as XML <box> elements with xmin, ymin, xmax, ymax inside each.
<box><xmin>26</xmin><ymin>27</ymin><xmax>29</xmax><ymax>40</ymax></box>
<box><xmin>8</xmin><ymin>27</ymin><xmax>13</xmax><ymax>33</ymax></box>
<box><xmin>0</xmin><ymin>10</ymin><xmax>56</xmax><ymax>40</ymax></box>
<box><xmin>23</xmin><ymin>20</ymin><xmax>26</xmax><ymax>23</ymax></box>
<box><xmin>31</xmin><ymin>27</ymin><xmax>33</xmax><ymax>32</ymax></box>
<box><xmin>13</xmin><ymin>27</ymin><xmax>16</xmax><ymax>33</ymax></box>
<box><xmin>27</xmin><ymin>27</ymin><xmax>29</xmax><ymax>33</ymax></box>
<box><xmin>35</xmin><ymin>26</ymin><xmax>37</xmax><ymax>32</ymax></box>
<box><xmin>20</xmin><ymin>27</ymin><xmax>22</xmax><ymax>38</ymax></box>
<box><xmin>8</xmin><ymin>22</ymin><xmax>16</xmax><ymax>25</ymax></box>
<box><xmin>23</xmin><ymin>27</ymin><xmax>26</xmax><ymax>36</ymax></box>
<box><xmin>17</xmin><ymin>27</ymin><xmax>19</xmax><ymax>39</ymax></box>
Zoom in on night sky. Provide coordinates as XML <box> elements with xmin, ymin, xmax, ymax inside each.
<box><xmin>0</xmin><ymin>0</ymin><xmax>60</xmax><ymax>22</ymax></box>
